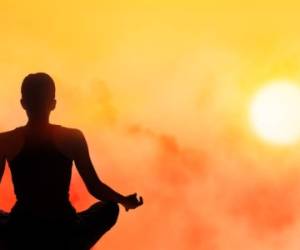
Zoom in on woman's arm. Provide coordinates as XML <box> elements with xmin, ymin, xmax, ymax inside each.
<box><xmin>72</xmin><ymin>129</ymin><xmax>143</xmax><ymax>210</ymax></box>
<box><xmin>0</xmin><ymin>134</ymin><xmax>6</xmax><ymax>184</ymax></box>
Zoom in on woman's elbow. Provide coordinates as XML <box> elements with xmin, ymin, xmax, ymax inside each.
<box><xmin>87</xmin><ymin>182</ymin><xmax>105</xmax><ymax>200</ymax></box>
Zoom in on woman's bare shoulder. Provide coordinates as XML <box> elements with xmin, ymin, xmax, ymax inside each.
<box><xmin>53</xmin><ymin>124</ymin><xmax>83</xmax><ymax>140</ymax></box>
<box><xmin>0</xmin><ymin>127</ymin><xmax>25</xmax><ymax>158</ymax></box>
<box><xmin>51</xmin><ymin>124</ymin><xmax>85</xmax><ymax>159</ymax></box>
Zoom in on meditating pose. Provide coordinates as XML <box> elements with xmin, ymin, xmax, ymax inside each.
<box><xmin>0</xmin><ymin>73</ymin><xmax>143</xmax><ymax>249</ymax></box>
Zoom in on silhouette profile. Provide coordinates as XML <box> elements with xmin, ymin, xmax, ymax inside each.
<box><xmin>0</xmin><ymin>73</ymin><xmax>143</xmax><ymax>250</ymax></box>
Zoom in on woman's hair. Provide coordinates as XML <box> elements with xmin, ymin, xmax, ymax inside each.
<box><xmin>21</xmin><ymin>72</ymin><xmax>56</xmax><ymax>112</ymax></box>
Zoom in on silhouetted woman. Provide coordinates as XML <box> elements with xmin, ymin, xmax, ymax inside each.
<box><xmin>0</xmin><ymin>73</ymin><xmax>143</xmax><ymax>250</ymax></box>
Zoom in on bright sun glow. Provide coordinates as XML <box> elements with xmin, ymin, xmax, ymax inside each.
<box><xmin>250</xmin><ymin>80</ymin><xmax>300</xmax><ymax>145</ymax></box>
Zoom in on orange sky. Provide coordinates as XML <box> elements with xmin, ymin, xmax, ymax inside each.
<box><xmin>1</xmin><ymin>1</ymin><xmax>300</xmax><ymax>249</ymax></box>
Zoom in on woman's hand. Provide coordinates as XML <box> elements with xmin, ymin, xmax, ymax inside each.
<box><xmin>121</xmin><ymin>193</ymin><xmax>143</xmax><ymax>211</ymax></box>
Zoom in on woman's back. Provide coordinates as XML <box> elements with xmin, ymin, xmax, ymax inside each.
<box><xmin>0</xmin><ymin>124</ymin><xmax>78</xmax><ymax>249</ymax></box>
<box><xmin>7</xmin><ymin>124</ymin><xmax>76</xmax><ymax>219</ymax></box>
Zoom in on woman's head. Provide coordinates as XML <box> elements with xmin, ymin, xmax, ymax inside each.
<box><xmin>21</xmin><ymin>72</ymin><xmax>56</xmax><ymax>116</ymax></box>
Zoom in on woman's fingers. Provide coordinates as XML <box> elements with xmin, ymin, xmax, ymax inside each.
<box><xmin>139</xmin><ymin>196</ymin><xmax>144</xmax><ymax>205</ymax></box>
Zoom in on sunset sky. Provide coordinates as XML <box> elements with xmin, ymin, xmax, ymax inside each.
<box><xmin>1</xmin><ymin>1</ymin><xmax>300</xmax><ymax>250</ymax></box>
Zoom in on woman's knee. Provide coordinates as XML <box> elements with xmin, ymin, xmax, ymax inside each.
<box><xmin>106</xmin><ymin>202</ymin><xmax>119</xmax><ymax>227</ymax></box>
<box><xmin>91</xmin><ymin>201</ymin><xmax>119</xmax><ymax>228</ymax></box>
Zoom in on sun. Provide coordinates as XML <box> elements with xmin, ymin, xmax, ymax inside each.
<box><xmin>250</xmin><ymin>80</ymin><xmax>300</xmax><ymax>145</ymax></box>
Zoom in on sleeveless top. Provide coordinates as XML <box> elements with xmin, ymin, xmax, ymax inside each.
<box><xmin>7</xmin><ymin>125</ymin><xmax>77</xmax><ymax>220</ymax></box>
